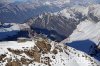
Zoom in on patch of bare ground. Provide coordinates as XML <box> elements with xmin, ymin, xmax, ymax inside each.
<box><xmin>7</xmin><ymin>48</ymin><xmax>23</xmax><ymax>55</ymax></box>
<box><xmin>6</xmin><ymin>61</ymin><xmax>21</xmax><ymax>66</ymax></box>
<box><xmin>5</xmin><ymin>38</ymin><xmax>66</xmax><ymax>66</ymax></box>
<box><xmin>0</xmin><ymin>54</ymin><xmax>6</xmax><ymax>61</ymax></box>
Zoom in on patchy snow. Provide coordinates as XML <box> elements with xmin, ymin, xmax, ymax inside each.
<box><xmin>0</xmin><ymin>39</ymin><xmax>99</xmax><ymax>66</ymax></box>
<box><xmin>44</xmin><ymin>1</ymin><xmax>52</xmax><ymax>6</ymax></box>
<box><xmin>71</xmin><ymin>6</ymin><xmax>89</xmax><ymax>16</ymax></box>
<box><xmin>0</xmin><ymin>40</ymin><xmax>35</xmax><ymax>51</ymax></box>
<box><xmin>65</xmin><ymin>46</ymin><xmax>100</xmax><ymax>66</ymax></box>
<box><xmin>60</xmin><ymin>9</ymin><xmax>71</xmax><ymax>18</ymax></box>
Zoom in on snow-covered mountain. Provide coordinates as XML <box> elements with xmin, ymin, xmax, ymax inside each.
<box><xmin>29</xmin><ymin>12</ymin><xmax>80</xmax><ymax>41</ymax></box>
<box><xmin>0</xmin><ymin>0</ymin><xmax>70</xmax><ymax>23</ymax></box>
<box><xmin>24</xmin><ymin>4</ymin><xmax>99</xmax><ymax>42</ymax></box>
<box><xmin>0</xmin><ymin>0</ymin><xmax>100</xmax><ymax>23</ymax></box>
<box><xmin>24</xmin><ymin>4</ymin><xmax>100</xmax><ymax>62</ymax></box>
<box><xmin>60</xmin><ymin>4</ymin><xmax>100</xmax><ymax>44</ymax></box>
<box><xmin>0</xmin><ymin>36</ymin><xmax>99</xmax><ymax>66</ymax></box>
<box><xmin>0</xmin><ymin>0</ymin><xmax>100</xmax><ymax>66</ymax></box>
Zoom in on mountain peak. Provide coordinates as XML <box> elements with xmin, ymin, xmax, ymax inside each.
<box><xmin>0</xmin><ymin>35</ymin><xmax>99</xmax><ymax>66</ymax></box>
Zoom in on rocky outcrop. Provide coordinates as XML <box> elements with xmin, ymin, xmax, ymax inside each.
<box><xmin>0</xmin><ymin>36</ymin><xmax>100</xmax><ymax>66</ymax></box>
<box><xmin>0</xmin><ymin>54</ymin><xmax>6</xmax><ymax>61</ymax></box>
<box><xmin>6</xmin><ymin>61</ymin><xmax>21</xmax><ymax>66</ymax></box>
<box><xmin>29</xmin><ymin>13</ymin><xmax>82</xmax><ymax>41</ymax></box>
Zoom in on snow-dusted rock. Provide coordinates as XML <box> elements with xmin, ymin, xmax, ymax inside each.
<box><xmin>0</xmin><ymin>37</ymin><xmax>99</xmax><ymax>66</ymax></box>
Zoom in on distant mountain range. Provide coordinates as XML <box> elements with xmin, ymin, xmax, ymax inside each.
<box><xmin>0</xmin><ymin>3</ymin><xmax>100</xmax><ymax>41</ymax></box>
<box><xmin>0</xmin><ymin>0</ymin><xmax>70</xmax><ymax>23</ymax></box>
<box><xmin>0</xmin><ymin>0</ymin><xmax>100</xmax><ymax>23</ymax></box>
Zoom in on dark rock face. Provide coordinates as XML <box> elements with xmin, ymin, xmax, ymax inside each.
<box><xmin>0</xmin><ymin>54</ymin><xmax>6</xmax><ymax>61</ymax></box>
<box><xmin>88</xmin><ymin>13</ymin><xmax>100</xmax><ymax>22</ymax></box>
<box><xmin>29</xmin><ymin>13</ymin><xmax>84</xmax><ymax>41</ymax></box>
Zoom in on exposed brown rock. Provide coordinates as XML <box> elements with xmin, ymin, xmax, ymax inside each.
<box><xmin>0</xmin><ymin>54</ymin><xmax>6</xmax><ymax>61</ymax></box>
<box><xmin>64</xmin><ymin>46</ymin><xmax>67</xmax><ymax>49</ymax></box>
<box><xmin>33</xmin><ymin>46</ymin><xmax>40</xmax><ymax>52</ymax></box>
<box><xmin>24</xmin><ymin>50</ymin><xmax>34</xmax><ymax>58</ymax></box>
<box><xmin>33</xmin><ymin>51</ymin><xmax>41</xmax><ymax>63</ymax></box>
<box><xmin>7</xmin><ymin>48</ymin><xmax>23</xmax><ymax>55</ymax></box>
<box><xmin>20</xmin><ymin>57</ymin><xmax>33</xmax><ymax>66</ymax></box>
<box><xmin>47</xmin><ymin>44</ymin><xmax>52</xmax><ymax>52</ymax></box>
<box><xmin>6</xmin><ymin>61</ymin><xmax>21</xmax><ymax>66</ymax></box>
<box><xmin>2</xmin><ymin>38</ymin><xmax>65</xmax><ymax>66</ymax></box>
<box><xmin>52</xmin><ymin>49</ymin><xmax>58</xmax><ymax>54</ymax></box>
<box><xmin>21</xmin><ymin>57</ymin><xmax>28</xmax><ymax>65</ymax></box>
<box><xmin>24</xmin><ymin>49</ymin><xmax>41</xmax><ymax>63</ymax></box>
<box><xmin>36</xmin><ymin>40</ymin><xmax>51</xmax><ymax>53</ymax></box>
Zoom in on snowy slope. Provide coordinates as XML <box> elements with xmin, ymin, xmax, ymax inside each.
<box><xmin>0</xmin><ymin>36</ymin><xmax>100</xmax><ymax>66</ymax></box>
<box><xmin>61</xmin><ymin>20</ymin><xmax>100</xmax><ymax>45</ymax></box>
<box><xmin>59</xmin><ymin>4</ymin><xmax>100</xmax><ymax>45</ymax></box>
